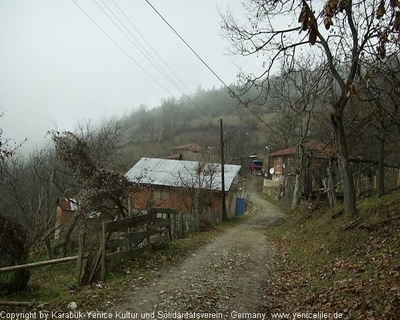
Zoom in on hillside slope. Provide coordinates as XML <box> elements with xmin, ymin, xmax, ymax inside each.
<box><xmin>118</xmin><ymin>90</ymin><xmax>275</xmax><ymax>171</ymax></box>
<box><xmin>265</xmin><ymin>192</ymin><xmax>400</xmax><ymax>319</ymax></box>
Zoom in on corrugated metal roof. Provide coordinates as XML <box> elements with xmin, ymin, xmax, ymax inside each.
<box><xmin>125</xmin><ymin>158</ymin><xmax>241</xmax><ymax>192</ymax></box>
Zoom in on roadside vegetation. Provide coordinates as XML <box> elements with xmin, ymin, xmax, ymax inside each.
<box><xmin>265</xmin><ymin>191</ymin><xmax>400</xmax><ymax>319</ymax></box>
<box><xmin>0</xmin><ymin>214</ymin><xmax>251</xmax><ymax>312</ymax></box>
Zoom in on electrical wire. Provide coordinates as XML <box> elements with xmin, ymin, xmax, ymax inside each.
<box><xmin>72</xmin><ymin>0</ymin><xmax>209</xmax><ymax>114</ymax></box>
<box><xmin>110</xmin><ymin>0</ymin><xmax>193</xmax><ymax>95</ymax></box>
<box><xmin>106</xmin><ymin>0</ymin><xmax>209</xmax><ymax>114</ymax></box>
<box><xmin>95</xmin><ymin>0</ymin><xmax>185</xmax><ymax>94</ymax></box>
<box><xmin>144</xmin><ymin>0</ymin><xmax>275</xmax><ymax>131</ymax></box>
<box><xmin>70</xmin><ymin>0</ymin><xmax>173</xmax><ymax>96</ymax></box>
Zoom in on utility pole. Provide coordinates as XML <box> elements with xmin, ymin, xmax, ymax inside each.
<box><xmin>220</xmin><ymin>118</ymin><xmax>228</xmax><ymax>221</ymax></box>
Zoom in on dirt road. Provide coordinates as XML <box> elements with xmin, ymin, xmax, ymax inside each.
<box><xmin>116</xmin><ymin>176</ymin><xmax>284</xmax><ymax>318</ymax></box>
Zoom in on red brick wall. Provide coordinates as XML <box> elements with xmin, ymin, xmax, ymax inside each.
<box><xmin>131</xmin><ymin>186</ymin><xmax>228</xmax><ymax>221</ymax></box>
<box><xmin>55</xmin><ymin>207</ymin><xmax>76</xmax><ymax>225</ymax></box>
<box><xmin>132</xmin><ymin>187</ymin><xmax>192</xmax><ymax>213</ymax></box>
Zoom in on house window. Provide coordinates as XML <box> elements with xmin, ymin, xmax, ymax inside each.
<box><xmin>152</xmin><ymin>189</ymin><xmax>161</xmax><ymax>201</ymax></box>
<box><xmin>152</xmin><ymin>188</ymin><xmax>170</xmax><ymax>201</ymax></box>
<box><xmin>160</xmin><ymin>189</ymin><xmax>169</xmax><ymax>201</ymax></box>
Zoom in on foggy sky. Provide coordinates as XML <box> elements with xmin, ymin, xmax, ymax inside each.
<box><xmin>0</xmin><ymin>0</ymin><xmax>263</xmax><ymax>154</ymax></box>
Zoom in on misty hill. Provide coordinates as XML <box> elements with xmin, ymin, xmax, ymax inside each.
<box><xmin>118</xmin><ymin>85</ymin><xmax>275</xmax><ymax>170</ymax></box>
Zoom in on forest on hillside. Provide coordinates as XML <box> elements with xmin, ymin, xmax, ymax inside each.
<box><xmin>118</xmin><ymin>84</ymin><xmax>273</xmax><ymax>166</ymax></box>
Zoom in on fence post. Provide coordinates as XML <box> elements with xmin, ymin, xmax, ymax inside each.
<box><xmin>101</xmin><ymin>222</ymin><xmax>106</xmax><ymax>282</ymax></box>
<box><xmin>167</xmin><ymin>213</ymin><xmax>172</xmax><ymax>240</ymax></box>
<box><xmin>173</xmin><ymin>213</ymin><xmax>177</xmax><ymax>239</ymax></box>
<box><xmin>76</xmin><ymin>219</ymin><xmax>86</xmax><ymax>285</ymax></box>
<box><xmin>180</xmin><ymin>213</ymin><xmax>185</xmax><ymax>238</ymax></box>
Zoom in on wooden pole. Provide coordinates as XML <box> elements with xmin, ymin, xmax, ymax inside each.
<box><xmin>0</xmin><ymin>256</ymin><xmax>82</xmax><ymax>273</ymax></box>
<box><xmin>220</xmin><ymin>119</ymin><xmax>228</xmax><ymax>221</ymax></box>
<box><xmin>180</xmin><ymin>213</ymin><xmax>185</xmax><ymax>237</ymax></box>
<box><xmin>101</xmin><ymin>222</ymin><xmax>106</xmax><ymax>282</ymax></box>
<box><xmin>167</xmin><ymin>213</ymin><xmax>172</xmax><ymax>240</ymax></box>
<box><xmin>328</xmin><ymin>157</ymin><xmax>337</xmax><ymax>206</ymax></box>
<box><xmin>76</xmin><ymin>220</ymin><xmax>86</xmax><ymax>285</ymax></box>
<box><xmin>173</xmin><ymin>213</ymin><xmax>177</xmax><ymax>239</ymax></box>
<box><xmin>0</xmin><ymin>301</ymin><xmax>38</xmax><ymax>306</ymax></box>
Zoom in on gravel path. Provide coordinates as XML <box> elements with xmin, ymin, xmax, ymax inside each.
<box><xmin>115</xmin><ymin>177</ymin><xmax>283</xmax><ymax>319</ymax></box>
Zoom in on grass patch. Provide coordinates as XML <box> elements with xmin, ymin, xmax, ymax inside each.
<box><xmin>263</xmin><ymin>192</ymin><xmax>292</xmax><ymax>213</ymax></box>
<box><xmin>263</xmin><ymin>192</ymin><xmax>279</xmax><ymax>204</ymax></box>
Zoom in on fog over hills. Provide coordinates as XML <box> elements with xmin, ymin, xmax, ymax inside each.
<box><xmin>0</xmin><ymin>0</ymin><xmax>263</xmax><ymax>156</ymax></box>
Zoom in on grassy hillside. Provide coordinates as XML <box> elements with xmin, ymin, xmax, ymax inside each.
<box><xmin>265</xmin><ymin>192</ymin><xmax>400</xmax><ymax>319</ymax></box>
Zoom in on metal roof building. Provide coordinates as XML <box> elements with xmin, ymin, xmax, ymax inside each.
<box><xmin>125</xmin><ymin>157</ymin><xmax>241</xmax><ymax>192</ymax></box>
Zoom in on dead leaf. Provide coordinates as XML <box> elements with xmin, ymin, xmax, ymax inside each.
<box><xmin>324</xmin><ymin>17</ymin><xmax>333</xmax><ymax>30</ymax></box>
<box><xmin>390</xmin><ymin>0</ymin><xmax>400</xmax><ymax>8</ymax></box>
<box><xmin>309</xmin><ymin>29</ymin><xmax>317</xmax><ymax>44</ymax></box>
<box><xmin>376</xmin><ymin>1</ymin><xmax>386</xmax><ymax>19</ymax></box>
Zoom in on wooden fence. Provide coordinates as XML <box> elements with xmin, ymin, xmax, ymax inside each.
<box><xmin>77</xmin><ymin>208</ymin><xmax>177</xmax><ymax>283</ymax></box>
<box><xmin>0</xmin><ymin>209</ymin><xmax>179</xmax><ymax>287</ymax></box>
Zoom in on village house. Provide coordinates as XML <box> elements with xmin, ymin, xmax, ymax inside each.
<box><xmin>54</xmin><ymin>197</ymin><xmax>78</xmax><ymax>239</ymax></box>
<box><xmin>166</xmin><ymin>143</ymin><xmax>219</xmax><ymax>163</ymax></box>
<box><xmin>268</xmin><ymin>141</ymin><xmax>335</xmax><ymax>177</ymax></box>
<box><xmin>265</xmin><ymin>140</ymin><xmax>400</xmax><ymax>199</ymax></box>
<box><xmin>125</xmin><ymin>157</ymin><xmax>241</xmax><ymax>224</ymax></box>
<box><xmin>264</xmin><ymin>141</ymin><xmax>336</xmax><ymax>199</ymax></box>
<box><xmin>54</xmin><ymin>197</ymin><xmax>101</xmax><ymax>240</ymax></box>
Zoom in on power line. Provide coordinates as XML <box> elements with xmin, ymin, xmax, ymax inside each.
<box><xmin>144</xmin><ymin>0</ymin><xmax>229</xmax><ymax>89</ymax></box>
<box><xmin>144</xmin><ymin>0</ymin><xmax>274</xmax><ymax>131</ymax></box>
<box><xmin>110</xmin><ymin>0</ymin><xmax>193</xmax><ymax>94</ymax></box>
<box><xmin>107</xmin><ymin>0</ymin><xmax>209</xmax><ymax>114</ymax></box>
<box><xmin>72</xmin><ymin>0</ymin><xmax>208</xmax><ymax>114</ymax></box>
<box><xmin>70</xmin><ymin>0</ymin><xmax>173</xmax><ymax>96</ymax></box>
<box><xmin>95</xmin><ymin>0</ymin><xmax>185</xmax><ymax>94</ymax></box>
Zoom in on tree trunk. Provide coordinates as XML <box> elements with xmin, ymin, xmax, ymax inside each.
<box><xmin>303</xmin><ymin>156</ymin><xmax>311</xmax><ymax>199</ymax></box>
<box><xmin>377</xmin><ymin>137</ymin><xmax>385</xmax><ymax>197</ymax></box>
<box><xmin>328</xmin><ymin>157</ymin><xmax>337</xmax><ymax>206</ymax></box>
<box><xmin>331</xmin><ymin>110</ymin><xmax>357</xmax><ymax>216</ymax></box>
<box><xmin>355</xmin><ymin>163</ymin><xmax>361</xmax><ymax>198</ymax></box>
<box><xmin>292</xmin><ymin>173</ymin><xmax>300</xmax><ymax>209</ymax></box>
<box><xmin>62</xmin><ymin>214</ymin><xmax>80</xmax><ymax>257</ymax></box>
<box><xmin>45</xmin><ymin>239</ymin><xmax>53</xmax><ymax>260</ymax></box>
<box><xmin>292</xmin><ymin>145</ymin><xmax>304</xmax><ymax>209</ymax></box>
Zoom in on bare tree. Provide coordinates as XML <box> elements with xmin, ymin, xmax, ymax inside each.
<box><xmin>0</xmin><ymin>113</ymin><xmax>25</xmax><ymax>162</ymax></box>
<box><xmin>52</xmin><ymin>129</ymin><xmax>133</xmax><ymax>220</ymax></box>
<box><xmin>222</xmin><ymin>0</ymin><xmax>400</xmax><ymax>215</ymax></box>
<box><xmin>177</xmin><ymin>162</ymin><xmax>220</xmax><ymax>231</ymax></box>
<box><xmin>355</xmin><ymin>56</ymin><xmax>400</xmax><ymax>196</ymax></box>
<box><xmin>0</xmin><ymin>150</ymin><xmax>68</xmax><ymax>258</ymax></box>
<box><xmin>0</xmin><ymin>115</ymin><xmax>31</xmax><ymax>292</ymax></box>
<box><xmin>269</xmin><ymin>56</ymin><xmax>329</xmax><ymax>208</ymax></box>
